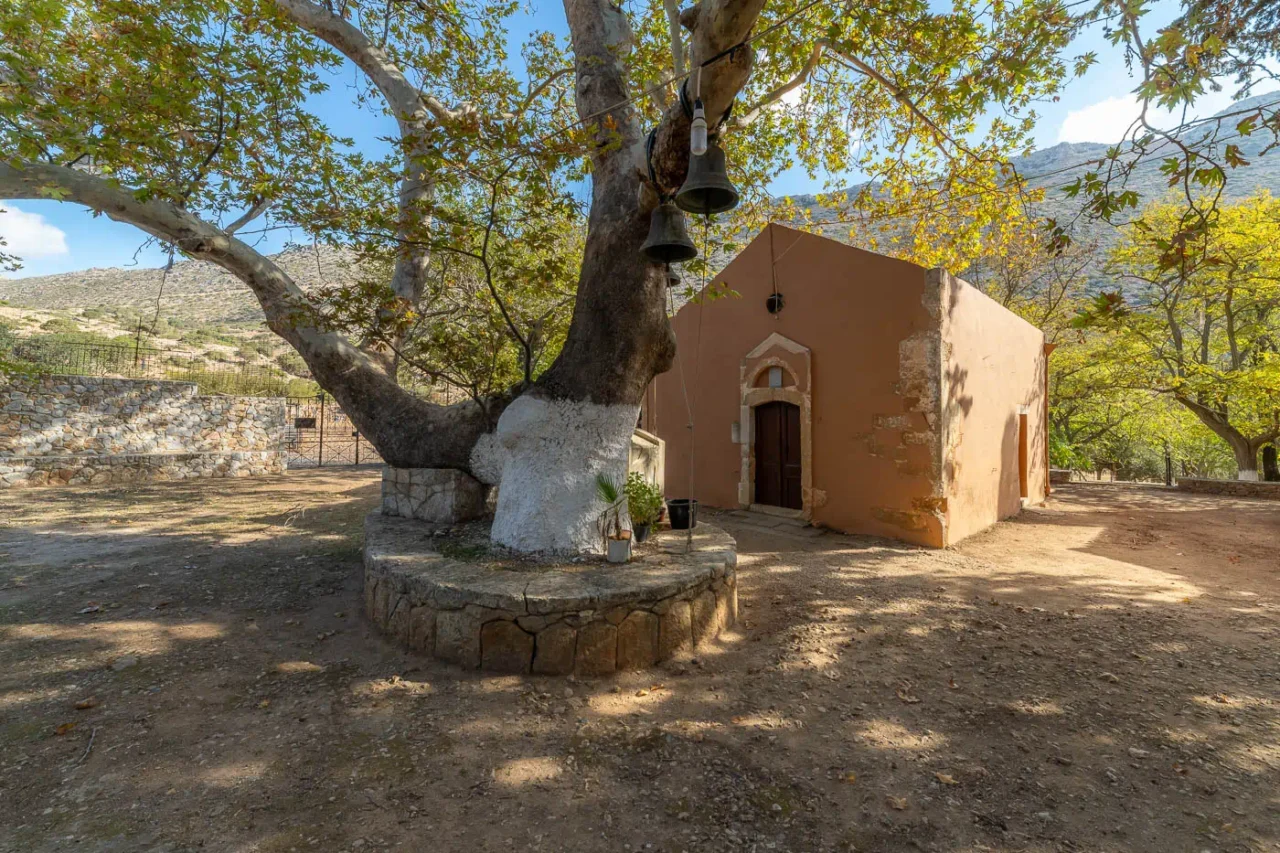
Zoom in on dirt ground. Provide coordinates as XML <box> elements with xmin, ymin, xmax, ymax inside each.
<box><xmin>2</xmin><ymin>471</ymin><xmax>1278</xmax><ymax>853</ymax></box>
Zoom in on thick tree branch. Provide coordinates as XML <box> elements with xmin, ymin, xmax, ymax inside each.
<box><xmin>664</xmin><ymin>0</ymin><xmax>686</xmax><ymax>78</ymax></box>
<box><xmin>273</xmin><ymin>0</ymin><xmax>430</xmax><ymax>127</ymax></box>
<box><xmin>272</xmin><ymin>0</ymin><xmax>444</xmax><ymax>305</ymax></box>
<box><xmin>224</xmin><ymin>196</ymin><xmax>272</xmax><ymax>235</ymax></box>
<box><xmin>516</xmin><ymin>67</ymin><xmax>574</xmax><ymax>117</ymax></box>
<box><xmin>0</xmin><ymin>159</ymin><xmax>500</xmax><ymax>469</ymax></box>
<box><xmin>730</xmin><ymin>40</ymin><xmax>825</xmax><ymax>128</ymax></box>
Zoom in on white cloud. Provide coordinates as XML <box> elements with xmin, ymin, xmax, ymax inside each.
<box><xmin>1056</xmin><ymin>86</ymin><xmax>1267</xmax><ymax>145</ymax></box>
<box><xmin>1057</xmin><ymin>95</ymin><xmax>1145</xmax><ymax>144</ymax></box>
<box><xmin>0</xmin><ymin>205</ymin><xmax>69</xmax><ymax>258</ymax></box>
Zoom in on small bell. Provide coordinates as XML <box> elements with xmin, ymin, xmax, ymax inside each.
<box><xmin>667</xmin><ymin>266</ymin><xmax>681</xmax><ymax>288</ymax></box>
<box><xmin>640</xmin><ymin>202</ymin><xmax>698</xmax><ymax>264</ymax></box>
<box><xmin>675</xmin><ymin>140</ymin><xmax>739</xmax><ymax>216</ymax></box>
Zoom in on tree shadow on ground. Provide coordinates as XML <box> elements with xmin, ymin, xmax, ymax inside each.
<box><xmin>1</xmin><ymin>472</ymin><xmax>1277</xmax><ymax>852</ymax></box>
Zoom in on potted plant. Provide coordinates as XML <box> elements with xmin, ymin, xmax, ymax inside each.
<box><xmin>624</xmin><ymin>472</ymin><xmax>663</xmax><ymax>543</ymax></box>
<box><xmin>595</xmin><ymin>473</ymin><xmax>632</xmax><ymax>563</ymax></box>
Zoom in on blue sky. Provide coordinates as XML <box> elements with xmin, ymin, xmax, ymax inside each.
<box><xmin>2</xmin><ymin>0</ymin><xmax>1274</xmax><ymax>280</ymax></box>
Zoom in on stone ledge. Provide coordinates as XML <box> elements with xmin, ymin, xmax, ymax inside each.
<box><xmin>363</xmin><ymin>511</ymin><xmax>738</xmax><ymax>675</ymax></box>
<box><xmin>1176</xmin><ymin>478</ymin><xmax>1280</xmax><ymax>500</ymax></box>
<box><xmin>0</xmin><ymin>450</ymin><xmax>286</xmax><ymax>488</ymax></box>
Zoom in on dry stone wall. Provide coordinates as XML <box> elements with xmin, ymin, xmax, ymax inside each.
<box><xmin>0</xmin><ymin>374</ymin><xmax>285</xmax><ymax>487</ymax></box>
<box><xmin>364</xmin><ymin>512</ymin><xmax>738</xmax><ymax>675</ymax></box>
<box><xmin>1176</xmin><ymin>478</ymin><xmax>1280</xmax><ymax>500</ymax></box>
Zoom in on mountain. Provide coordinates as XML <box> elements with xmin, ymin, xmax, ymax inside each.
<box><xmin>0</xmin><ymin>244</ymin><xmax>358</xmax><ymax>326</ymax></box>
<box><xmin>796</xmin><ymin>92</ymin><xmax>1280</xmax><ymax>265</ymax></box>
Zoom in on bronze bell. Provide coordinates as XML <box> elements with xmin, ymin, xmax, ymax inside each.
<box><xmin>667</xmin><ymin>266</ymin><xmax>681</xmax><ymax>288</ymax></box>
<box><xmin>675</xmin><ymin>141</ymin><xmax>740</xmax><ymax>216</ymax></box>
<box><xmin>640</xmin><ymin>202</ymin><xmax>698</xmax><ymax>264</ymax></box>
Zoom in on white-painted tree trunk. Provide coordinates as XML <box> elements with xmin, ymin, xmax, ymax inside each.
<box><xmin>1237</xmin><ymin>468</ymin><xmax>1259</xmax><ymax>481</ymax></box>
<box><xmin>479</xmin><ymin>396</ymin><xmax>638</xmax><ymax>554</ymax></box>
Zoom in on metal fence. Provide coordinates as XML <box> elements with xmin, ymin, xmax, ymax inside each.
<box><xmin>283</xmin><ymin>394</ymin><xmax>384</xmax><ymax>469</ymax></box>
<box><xmin>4</xmin><ymin>338</ymin><xmax>318</xmax><ymax>398</ymax></box>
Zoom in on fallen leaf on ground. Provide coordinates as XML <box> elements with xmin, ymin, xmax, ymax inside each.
<box><xmin>934</xmin><ymin>772</ymin><xmax>958</xmax><ymax>785</ymax></box>
<box><xmin>896</xmin><ymin>688</ymin><xmax>921</xmax><ymax>704</ymax></box>
<box><xmin>885</xmin><ymin>795</ymin><xmax>909</xmax><ymax>810</ymax></box>
<box><xmin>74</xmin><ymin>698</ymin><xmax>98</xmax><ymax>710</ymax></box>
<box><xmin>842</xmin><ymin>772</ymin><xmax>857</xmax><ymax>784</ymax></box>
<box><xmin>55</xmin><ymin>722</ymin><xmax>78</xmax><ymax>736</ymax></box>
<box><xmin>78</xmin><ymin>603</ymin><xmax>101</xmax><ymax>614</ymax></box>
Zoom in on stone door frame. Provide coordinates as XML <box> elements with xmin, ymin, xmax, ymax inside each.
<box><xmin>738</xmin><ymin>333</ymin><xmax>813</xmax><ymax>519</ymax></box>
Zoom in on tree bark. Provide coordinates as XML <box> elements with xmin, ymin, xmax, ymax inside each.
<box><xmin>1263</xmin><ymin>444</ymin><xmax>1280</xmax><ymax>482</ymax></box>
<box><xmin>482</xmin><ymin>0</ymin><xmax>766</xmax><ymax>552</ymax></box>
<box><xmin>1174</xmin><ymin>394</ymin><xmax>1276</xmax><ymax>480</ymax></box>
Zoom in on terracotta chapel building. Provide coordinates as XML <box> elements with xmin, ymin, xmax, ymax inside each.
<box><xmin>643</xmin><ymin>224</ymin><xmax>1050</xmax><ymax>548</ymax></box>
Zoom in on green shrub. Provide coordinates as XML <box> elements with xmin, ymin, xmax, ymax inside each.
<box><xmin>624</xmin><ymin>472</ymin><xmax>664</xmax><ymax>525</ymax></box>
<box><xmin>40</xmin><ymin>317</ymin><xmax>81</xmax><ymax>333</ymax></box>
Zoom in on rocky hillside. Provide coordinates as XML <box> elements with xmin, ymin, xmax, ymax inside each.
<box><xmin>796</xmin><ymin>92</ymin><xmax>1280</xmax><ymax>265</ymax></box>
<box><xmin>0</xmin><ymin>244</ymin><xmax>358</xmax><ymax>326</ymax></box>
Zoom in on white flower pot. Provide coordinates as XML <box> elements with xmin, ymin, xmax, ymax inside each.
<box><xmin>606</xmin><ymin>534</ymin><xmax>632</xmax><ymax>563</ymax></box>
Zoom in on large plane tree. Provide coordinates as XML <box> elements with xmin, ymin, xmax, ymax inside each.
<box><xmin>2</xmin><ymin>0</ymin><xmax>1277</xmax><ymax>551</ymax></box>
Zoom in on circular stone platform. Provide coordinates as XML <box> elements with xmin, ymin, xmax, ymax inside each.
<box><xmin>363</xmin><ymin>512</ymin><xmax>737</xmax><ymax>675</ymax></box>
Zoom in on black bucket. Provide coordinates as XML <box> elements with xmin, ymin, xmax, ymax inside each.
<box><xmin>666</xmin><ymin>499</ymin><xmax>698</xmax><ymax>530</ymax></box>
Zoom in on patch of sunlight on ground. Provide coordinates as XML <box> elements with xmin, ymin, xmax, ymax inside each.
<box><xmin>1190</xmin><ymin>692</ymin><xmax>1272</xmax><ymax>711</ymax></box>
<box><xmin>200</xmin><ymin>760</ymin><xmax>271</xmax><ymax>788</ymax></box>
<box><xmin>5</xmin><ymin>619</ymin><xmax>224</xmax><ymax>646</ymax></box>
<box><xmin>1006</xmin><ymin>698</ymin><xmax>1065</xmax><ymax>716</ymax></box>
<box><xmin>492</xmin><ymin>756</ymin><xmax>563</xmax><ymax>786</ymax></box>
<box><xmin>855</xmin><ymin>719</ymin><xmax>948</xmax><ymax>753</ymax></box>
<box><xmin>1224</xmin><ymin>741</ymin><xmax>1280</xmax><ymax>776</ymax></box>
<box><xmin>0</xmin><ymin>687</ymin><xmax>69</xmax><ymax>711</ymax></box>
<box><xmin>869</xmin><ymin>598</ymin><xmax>934</xmax><ymax>617</ymax></box>
<box><xmin>351</xmin><ymin>676</ymin><xmax>435</xmax><ymax>699</ymax></box>
<box><xmin>274</xmin><ymin>660</ymin><xmax>326</xmax><ymax>675</ymax></box>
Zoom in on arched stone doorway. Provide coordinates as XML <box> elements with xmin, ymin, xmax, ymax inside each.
<box><xmin>738</xmin><ymin>332</ymin><xmax>815</xmax><ymax>519</ymax></box>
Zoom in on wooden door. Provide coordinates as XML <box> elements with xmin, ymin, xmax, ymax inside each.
<box><xmin>754</xmin><ymin>402</ymin><xmax>802</xmax><ymax>510</ymax></box>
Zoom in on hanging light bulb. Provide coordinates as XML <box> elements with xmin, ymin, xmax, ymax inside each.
<box><xmin>690</xmin><ymin>98</ymin><xmax>708</xmax><ymax>156</ymax></box>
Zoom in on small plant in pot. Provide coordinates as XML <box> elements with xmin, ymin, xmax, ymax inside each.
<box><xmin>595</xmin><ymin>473</ymin><xmax>631</xmax><ymax>563</ymax></box>
<box><xmin>624</xmin><ymin>472</ymin><xmax>663</xmax><ymax>543</ymax></box>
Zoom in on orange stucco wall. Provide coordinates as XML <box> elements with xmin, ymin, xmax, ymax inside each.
<box><xmin>646</xmin><ymin>224</ymin><xmax>1048</xmax><ymax>548</ymax></box>
<box><xmin>647</xmin><ymin>224</ymin><xmax>948</xmax><ymax>546</ymax></box>
<box><xmin>936</xmin><ymin>270</ymin><xmax>1048</xmax><ymax>542</ymax></box>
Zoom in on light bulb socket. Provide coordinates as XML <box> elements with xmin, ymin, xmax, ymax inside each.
<box><xmin>690</xmin><ymin>99</ymin><xmax>708</xmax><ymax>156</ymax></box>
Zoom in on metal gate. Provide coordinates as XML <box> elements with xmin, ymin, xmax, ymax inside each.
<box><xmin>283</xmin><ymin>394</ymin><xmax>383</xmax><ymax>469</ymax></box>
